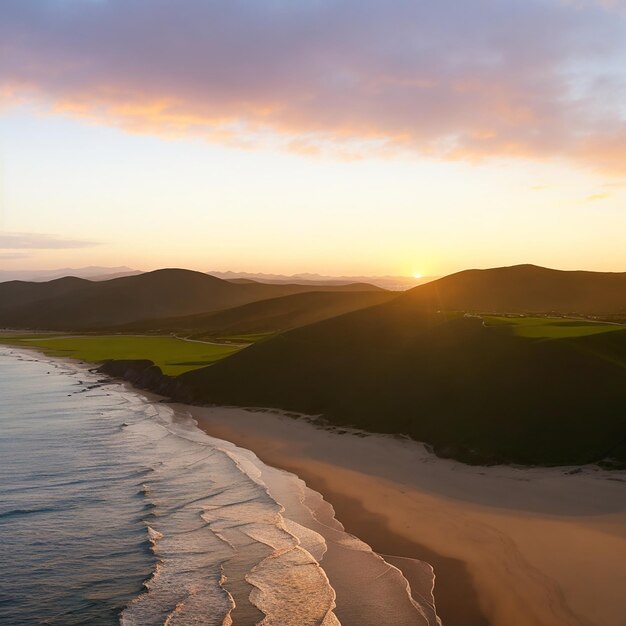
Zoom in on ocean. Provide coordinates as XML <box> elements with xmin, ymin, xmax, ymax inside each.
<box><xmin>0</xmin><ymin>348</ymin><xmax>439</xmax><ymax>625</ymax></box>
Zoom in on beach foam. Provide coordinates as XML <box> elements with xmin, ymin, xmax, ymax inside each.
<box><xmin>0</xmin><ymin>348</ymin><xmax>440</xmax><ymax>626</ymax></box>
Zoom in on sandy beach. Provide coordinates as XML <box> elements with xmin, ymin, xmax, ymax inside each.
<box><xmin>5</xmin><ymin>345</ymin><xmax>626</xmax><ymax>624</ymax></box>
<box><xmin>181</xmin><ymin>405</ymin><xmax>626</xmax><ymax>626</ymax></box>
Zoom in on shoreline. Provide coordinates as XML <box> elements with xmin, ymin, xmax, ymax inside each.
<box><xmin>187</xmin><ymin>410</ymin><xmax>488</xmax><ymax>625</ymax></box>
<box><xmin>276</xmin><ymin>463</ymin><xmax>488</xmax><ymax>626</ymax></box>
<box><xmin>185</xmin><ymin>405</ymin><xmax>626</xmax><ymax>626</ymax></box>
<box><xmin>3</xmin><ymin>346</ymin><xmax>626</xmax><ymax>625</ymax></box>
<box><xmin>1</xmin><ymin>350</ymin><xmax>434</xmax><ymax>626</ymax></box>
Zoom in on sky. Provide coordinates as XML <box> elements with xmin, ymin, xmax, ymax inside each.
<box><xmin>1</xmin><ymin>0</ymin><xmax>625</xmax><ymax>277</ymax></box>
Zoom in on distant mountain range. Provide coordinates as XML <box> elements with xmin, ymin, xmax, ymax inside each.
<box><xmin>0</xmin><ymin>268</ymin><xmax>384</xmax><ymax>330</ymax></box>
<box><xmin>0</xmin><ymin>266</ymin><xmax>143</xmax><ymax>282</ymax></box>
<box><xmin>209</xmin><ymin>270</ymin><xmax>435</xmax><ymax>291</ymax></box>
<box><xmin>0</xmin><ymin>267</ymin><xmax>434</xmax><ymax>291</ymax></box>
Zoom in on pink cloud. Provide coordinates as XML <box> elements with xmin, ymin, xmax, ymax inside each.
<box><xmin>1</xmin><ymin>0</ymin><xmax>625</xmax><ymax>172</ymax></box>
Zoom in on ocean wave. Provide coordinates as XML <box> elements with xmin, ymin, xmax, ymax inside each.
<box><xmin>117</xmin><ymin>402</ymin><xmax>340</xmax><ymax>626</ymax></box>
<box><xmin>118</xmin><ymin>398</ymin><xmax>442</xmax><ymax>625</ymax></box>
<box><xmin>1</xmin><ymin>351</ymin><xmax>440</xmax><ymax>626</ymax></box>
<box><xmin>246</xmin><ymin>536</ymin><xmax>340</xmax><ymax>626</ymax></box>
<box><xmin>247</xmin><ymin>446</ymin><xmax>440</xmax><ymax>626</ymax></box>
<box><xmin>0</xmin><ymin>506</ymin><xmax>62</xmax><ymax>520</ymax></box>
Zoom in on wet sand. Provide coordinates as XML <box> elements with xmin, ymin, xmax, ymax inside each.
<box><xmin>184</xmin><ymin>405</ymin><xmax>626</xmax><ymax>626</ymax></box>
<box><xmin>298</xmin><ymin>472</ymin><xmax>489</xmax><ymax>626</ymax></box>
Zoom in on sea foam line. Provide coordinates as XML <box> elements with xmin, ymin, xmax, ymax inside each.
<box><xmin>119</xmin><ymin>399</ymin><xmax>340</xmax><ymax>626</ymax></box>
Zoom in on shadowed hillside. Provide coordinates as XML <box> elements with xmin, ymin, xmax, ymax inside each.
<box><xmin>0</xmin><ymin>269</ymin><xmax>383</xmax><ymax>330</ymax></box>
<box><xmin>177</xmin><ymin>265</ymin><xmax>626</xmax><ymax>466</ymax></box>
<box><xmin>118</xmin><ymin>290</ymin><xmax>396</xmax><ymax>336</ymax></box>
<box><xmin>398</xmin><ymin>264</ymin><xmax>626</xmax><ymax>315</ymax></box>
<box><xmin>0</xmin><ymin>276</ymin><xmax>91</xmax><ymax>313</ymax></box>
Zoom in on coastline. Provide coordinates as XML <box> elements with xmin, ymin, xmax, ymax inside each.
<box><xmin>2</xmin><ymin>347</ymin><xmax>444</xmax><ymax>624</ymax></box>
<box><xmin>4</xmin><ymin>347</ymin><xmax>626</xmax><ymax>625</ymax></box>
<box><xmin>184</xmin><ymin>405</ymin><xmax>626</xmax><ymax>626</ymax></box>
<box><xmin>272</xmin><ymin>458</ymin><xmax>482</xmax><ymax>626</ymax></box>
<box><xmin>275</xmin><ymin>465</ymin><xmax>487</xmax><ymax>626</ymax></box>
<box><xmin>2</xmin><ymin>347</ymin><xmax>437</xmax><ymax>625</ymax></box>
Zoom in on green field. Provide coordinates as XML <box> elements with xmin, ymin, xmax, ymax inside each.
<box><xmin>0</xmin><ymin>334</ymin><xmax>243</xmax><ymax>376</ymax></box>
<box><xmin>481</xmin><ymin>315</ymin><xmax>623</xmax><ymax>339</ymax></box>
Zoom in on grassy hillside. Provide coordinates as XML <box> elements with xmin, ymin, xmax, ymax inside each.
<box><xmin>177</xmin><ymin>266</ymin><xmax>626</xmax><ymax>466</ymax></box>
<box><xmin>118</xmin><ymin>290</ymin><xmax>396</xmax><ymax>336</ymax></box>
<box><xmin>4</xmin><ymin>264</ymin><xmax>624</xmax><ymax>466</ymax></box>
<box><xmin>0</xmin><ymin>268</ymin><xmax>384</xmax><ymax>330</ymax></box>
<box><xmin>481</xmin><ymin>315</ymin><xmax>624</xmax><ymax>339</ymax></box>
<box><xmin>0</xmin><ymin>334</ymin><xmax>241</xmax><ymax>376</ymax></box>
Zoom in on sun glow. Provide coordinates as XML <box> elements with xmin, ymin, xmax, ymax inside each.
<box><xmin>413</xmin><ymin>272</ymin><xmax>423</xmax><ymax>279</ymax></box>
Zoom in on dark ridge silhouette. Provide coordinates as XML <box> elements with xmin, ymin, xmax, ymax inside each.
<box><xmin>398</xmin><ymin>264</ymin><xmax>626</xmax><ymax>315</ymax></box>
<box><xmin>0</xmin><ymin>268</ymin><xmax>384</xmax><ymax>330</ymax></box>
<box><xmin>174</xmin><ymin>265</ymin><xmax>626</xmax><ymax>466</ymax></box>
<box><xmin>117</xmin><ymin>290</ymin><xmax>397</xmax><ymax>336</ymax></box>
<box><xmin>0</xmin><ymin>276</ymin><xmax>92</xmax><ymax>313</ymax></box>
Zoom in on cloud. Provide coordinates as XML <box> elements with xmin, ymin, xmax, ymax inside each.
<box><xmin>0</xmin><ymin>252</ymin><xmax>31</xmax><ymax>260</ymax></box>
<box><xmin>585</xmin><ymin>192</ymin><xmax>612</xmax><ymax>201</ymax></box>
<box><xmin>1</xmin><ymin>0</ymin><xmax>625</xmax><ymax>172</ymax></box>
<box><xmin>0</xmin><ymin>232</ymin><xmax>100</xmax><ymax>249</ymax></box>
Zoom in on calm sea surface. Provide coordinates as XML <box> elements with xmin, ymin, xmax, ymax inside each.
<box><xmin>0</xmin><ymin>351</ymin><xmax>155</xmax><ymax>624</ymax></box>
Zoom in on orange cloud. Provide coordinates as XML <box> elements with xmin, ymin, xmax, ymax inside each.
<box><xmin>1</xmin><ymin>0</ymin><xmax>625</xmax><ymax>173</ymax></box>
<box><xmin>585</xmin><ymin>192</ymin><xmax>611</xmax><ymax>201</ymax></box>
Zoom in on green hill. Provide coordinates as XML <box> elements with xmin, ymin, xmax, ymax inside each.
<box><xmin>117</xmin><ymin>290</ymin><xmax>396</xmax><ymax>336</ymax></box>
<box><xmin>397</xmin><ymin>264</ymin><xmax>626</xmax><ymax>315</ymax></box>
<box><xmin>0</xmin><ymin>269</ymin><xmax>383</xmax><ymax>330</ymax></box>
<box><xmin>177</xmin><ymin>265</ymin><xmax>626</xmax><ymax>466</ymax></box>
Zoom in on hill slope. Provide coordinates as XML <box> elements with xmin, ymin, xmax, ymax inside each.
<box><xmin>0</xmin><ymin>276</ymin><xmax>92</xmax><ymax>313</ymax></box>
<box><xmin>398</xmin><ymin>264</ymin><xmax>626</xmax><ymax>315</ymax></box>
<box><xmin>178</xmin><ymin>265</ymin><xmax>626</xmax><ymax>466</ymax></box>
<box><xmin>0</xmin><ymin>269</ymin><xmax>383</xmax><ymax>330</ymax></box>
<box><xmin>118</xmin><ymin>290</ymin><xmax>396</xmax><ymax>336</ymax></box>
